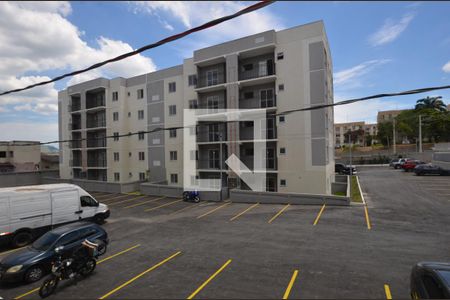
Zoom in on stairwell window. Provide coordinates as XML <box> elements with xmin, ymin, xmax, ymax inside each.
<box><xmin>137</xmin><ymin>89</ymin><xmax>144</xmax><ymax>99</ymax></box>
<box><xmin>280</xmin><ymin>179</ymin><xmax>286</xmax><ymax>187</ymax></box>
<box><xmin>170</xmin><ymin>151</ymin><xmax>177</xmax><ymax>161</ymax></box>
<box><xmin>113</xmin><ymin>132</ymin><xmax>119</xmax><ymax>141</ymax></box>
<box><xmin>138</xmin><ymin>110</ymin><xmax>144</xmax><ymax>120</ymax></box>
<box><xmin>113</xmin><ymin>112</ymin><xmax>119</xmax><ymax>121</ymax></box>
<box><xmin>169</xmin><ymin>129</ymin><xmax>177</xmax><ymax>138</ymax></box>
<box><xmin>188</xmin><ymin>75</ymin><xmax>197</xmax><ymax>87</ymax></box>
<box><xmin>113</xmin><ymin>152</ymin><xmax>119</xmax><ymax>161</ymax></box>
<box><xmin>114</xmin><ymin>173</ymin><xmax>120</xmax><ymax>182</ymax></box>
<box><xmin>170</xmin><ymin>173</ymin><xmax>178</xmax><ymax>183</ymax></box>
<box><xmin>112</xmin><ymin>91</ymin><xmax>118</xmax><ymax>101</ymax></box>
<box><xmin>168</xmin><ymin>82</ymin><xmax>176</xmax><ymax>93</ymax></box>
<box><xmin>139</xmin><ymin>152</ymin><xmax>145</xmax><ymax>161</ymax></box>
<box><xmin>138</xmin><ymin>132</ymin><xmax>145</xmax><ymax>140</ymax></box>
<box><xmin>169</xmin><ymin>105</ymin><xmax>176</xmax><ymax>116</ymax></box>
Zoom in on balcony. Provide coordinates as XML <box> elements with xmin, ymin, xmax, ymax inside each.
<box><xmin>86</xmin><ymin>119</ymin><xmax>106</xmax><ymax>129</ymax></box>
<box><xmin>70</xmin><ymin>159</ymin><xmax>82</xmax><ymax>167</ymax></box>
<box><xmin>70</xmin><ymin>95</ymin><xmax>81</xmax><ymax>112</ymax></box>
<box><xmin>69</xmin><ymin>122</ymin><xmax>82</xmax><ymax>131</ymax></box>
<box><xmin>69</xmin><ymin>140</ymin><xmax>82</xmax><ymax>149</ymax></box>
<box><xmin>87</xmin><ymin>158</ymin><xmax>107</xmax><ymax>168</ymax></box>
<box><xmin>239</xmin><ymin>95</ymin><xmax>276</xmax><ymax>109</ymax></box>
<box><xmin>196</xmin><ymin>123</ymin><xmax>227</xmax><ymax>143</ymax></box>
<box><xmin>86</xmin><ymin>89</ymin><xmax>105</xmax><ymax>110</ymax></box>
<box><xmin>87</xmin><ymin>137</ymin><xmax>106</xmax><ymax>148</ymax></box>
<box><xmin>196</xmin><ymin>72</ymin><xmax>226</xmax><ymax>89</ymax></box>
<box><xmin>196</xmin><ymin>63</ymin><xmax>226</xmax><ymax>92</ymax></box>
<box><xmin>239</xmin><ymin>117</ymin><xmax>277</xmax><ymax>141</ymax></box>
<box><xmin>238</xmin><ymin>55</ymin><xmax>275</xmax><ymax>82</ymax></box>
<box><xmin>87</xmin><ymin>169</ymin><xmax>107</xmax><ymax>181</ymax></box>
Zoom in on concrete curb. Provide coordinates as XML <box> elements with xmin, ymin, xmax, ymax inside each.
<box><xmin>356</xmin><ymin>175</ymin><xmax>366</xmax><ymax>205</ymax></box>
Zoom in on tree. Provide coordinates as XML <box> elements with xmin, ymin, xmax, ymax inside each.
<box><xmin>415</xmin><ymin>96</ymin><xmax>447</xmax><ymax>112</ymax></box>
<box><xmin>377</xmin><ymin>122</ymin><xmax>393</xmax><ymax>146</ymax></box>
<box><xmin>344</xmin><ymin>128</ymin><xmax>365</xmax><ymax>145</ymax></box>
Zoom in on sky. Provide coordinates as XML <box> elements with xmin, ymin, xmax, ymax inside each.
<box><xmin>0</xmin><ymin>1</ymin><xmax>449</xmax><ymax>143</ymax></box>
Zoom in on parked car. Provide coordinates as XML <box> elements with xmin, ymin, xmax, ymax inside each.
<box><xmin>414</xmin><ymin>164</ymin><xmax>450</xmax><ymax>176</ymax></box>
<box><xmin>0</xmin><ymin>222</ymin><xmax>108</xmax><ymax>283</ymax></box>
<box><xmin>335</xmin><ymin>163</ymin><xmax>356</xmax><ymax>175</ymax></box>
<box><xmin>392</xmin><ymin>158</ymin><xmax>412</xmax><ymax>169</ymax></box>
<box><xmin>410</xmin><ymin>262</ymin><xmax>450</xmax><ymax>299</ymax></box>
<box><xmin>389</xmin><ymin>159</ymin><xmax>401</xmax><ymax>168</ymax></box>
<box><xmin>0</xmin><ymin>184</ymin><xmax>110</xmax><ymax>248</ymax></box>
<box><xmin>402</xmin><ymin>160</ymin><xmax>426</xmax><ymax>172</ymax></box>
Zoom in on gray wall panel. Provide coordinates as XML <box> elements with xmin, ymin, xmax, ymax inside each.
<box><xmin>309</xmin><ymin>41</ymin><xmax>324</xmax><ymax>71</ymax></box>
<box><xmin>311</xmin><ymin>138</ymin><xmax>326</xmax><ymax>166</ymax></box>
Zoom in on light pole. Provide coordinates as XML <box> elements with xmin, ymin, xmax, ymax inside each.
<box><xmin>393</xmin><ymin>118</ymin><xmax>397</xmax><ymax>155</ymax></box>
<box><xmin>419</xmin><ymin>114</ymin><xmax>423</xmax><ymax>153</ymax></box>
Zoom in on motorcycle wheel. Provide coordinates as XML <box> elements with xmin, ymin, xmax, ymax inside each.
<box><xmin>39</xmin><ymin>277</ymin><xmax>59</xmax><ymax>298</ymax></box>
<box><xmin>94</xmin><ymin>240</ymin><xmax>107</xmax><ymax>256</ymax></box>
<box><xmin>80</xmin><ymin>258</ymin><xmax>96</xmax><ymax>277</ymax></box>
<box><xmin>193</xmin><ymin>196</ymin><xmax>200</xmax><ymax>203</ymax></box>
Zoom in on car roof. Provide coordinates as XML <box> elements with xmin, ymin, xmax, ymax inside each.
<box><xmin>417</xmin><ymin>262</ymin><xmax>450</xmax><ymax>271</ymax></box>
<box><xmin>50</xmin><ymin>222</ymin><xmax>98</xmax><ymax>235</ymax></box>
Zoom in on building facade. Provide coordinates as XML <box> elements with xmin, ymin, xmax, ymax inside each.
<box><xmin>377</xmin><ymin>109</ymin><xmax>407</xmax><ymax>123</ymax></box>
<box><xmin>59</xmin><ymin>21</ymin><xmax>334</xmax><ymax>194</ymax></box>
<box><xmin>334</xmin><ymin>122</ymin><xmax>378</xmax><ymax>147</ymax></box>
<box><xmin>0</xmin><ymin>141</ymin><xmax>41</xmax><ymax>172</ymax></box>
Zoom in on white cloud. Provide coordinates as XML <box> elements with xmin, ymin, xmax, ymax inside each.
<box><xmin>0</xmin><ymin>2</ymin><xmax>157</xmax><ymax>115</ymax></box>
<box><xmin>0</xmin><ymin>121</ymin><xmax>58</xmax><ymax>143</ymax></box>
<box><xmin>131</xmin><ymin>1</ymin><xmax>284</xmax><ymax>57</ymax></box>
<box><xmin>334</xmin><ymin>59</ymin><xmax>391</xmax><ymax>88</ymax></box>
<box><xmin>443</xmin><ymin>61</ymin><xmax>450</xmax><ymax>73</ymax></box>
<box><xmin>368</xmin><ymin>12</ymin><xmax>415</xmax><ymax>46</ymax></box>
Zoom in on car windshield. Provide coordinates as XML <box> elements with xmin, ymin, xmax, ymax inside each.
<box><xmin>437</xmin><ymin>270</ymin><xmax>450</xmax><ymax>287</ymax></box>
<box><xmin>31</xmin><ymin>232</ymin><xmax>60</xmax><ymax>251</ymax></box>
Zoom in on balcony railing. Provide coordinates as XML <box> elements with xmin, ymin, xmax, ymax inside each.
<box><xmin>239</xmin><ymin>95</ymin><xmax>276</xmax><ymax>109</ymax></box>
<box><xmin>69</xmin><ymin>140</ymin><xmax>82</xmax><ymax>149</ymax></box>
<box><xmin>86</xmin><ymin>119</ymin><xmax>106</xmax><ymax>128</ymax></box>
<box><xmin>69</xmin><ymin>103</ymin><xmax>81</xmax><ymax>112</ymax></box>
<box><xmin>87</xmin><ymin>138</ymin><xmax>106</xmax><ymax>148</ymax></box>
<box><xmin>87</xmin><ymin>159</ymin><xmax>107</xmax><ymax>167</ymax></box>
<box><xmin>196</xmin><ymin>72</ymin><xmax>226</xmax><ymax>89</ymax></box>
<box><xmin>238</xmin><ymin>63</ymin><xmax>275</xmax><ymax>81</ymax></box>
<box><xmin>70</xmin><ymin>159</ymin><xmax>82</xmax><ymax>167</ymax></box>
<box><xmin>86</xmin><ymin>97</ymin><xmax>105</xmax><ymax>109</ymax></box>
<box><xmin>69</xmin><ymin>123</ymin><xmax>82</xmax><ymax>130</ymax></box>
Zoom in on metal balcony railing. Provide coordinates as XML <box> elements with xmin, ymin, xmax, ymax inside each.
<box><xmin>87</xmin><ymin>159</ymin><xmax>107</xmax><ymax>167</ymax></box>
<box><xmin>69</xmin><ymin>103</ymin><xmax>81</xmax><ymax>112</ymax></box>
<box><xmin>69</xmin><ymin>140</ymin><xmax>82</xmax><ymax>149</ymax></box>
<box><xmin>239</xmin><ymin>95</ymin><xmax>277</xmax><ymax>109</ymax></box>
<box><xmin>238</xmin><ymin>63</ymin><xmax>275</xmax><ymax>81</ymax></box>
<box><xmin>86</xmin><ymin>97</ymin><xmax>105</xmax><ymax>109</ymax></box>
<box><xmin>196</xmin><ymin>72</ymin><xmax>226</xmax><ymax>88</ymax></box>
<box><xmin>69</xmin><ymin>123</ymin><xmax>82</xmax><ymax>130</ymax></box>
<box><xmin>87</xmin><ymin>138</ymin><xmax>106</xmax><ymax>148</ymax></box>
<box><xmin>86</xmin><ymin>119</ymin><xmax>106</xmax><ymax>128</ymax></box>
<box><xmin>70</xmin><ymin>159</ymin><xmax>82</xmax><ymax>167</ymax></box>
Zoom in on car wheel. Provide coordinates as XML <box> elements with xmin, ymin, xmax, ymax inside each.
<box><xmin>12</xmin><ymin>231</ymin><xmax>33</xmax><ymax>248</ymax></box>
<box><xmin>24</xmin><ymin>265</ymin><xmax>44</xmax><ymax>283</ymax></box>
<box><xmin>93</xmin><ymin>214</ymin><xmax>105</xmax><ymax>224</ymax></box>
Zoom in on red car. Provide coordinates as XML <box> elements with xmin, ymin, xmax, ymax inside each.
<box><xmin>402</xmin><ymin>160</ymin><xmax>425</xmax><ymax>172</ymax></box>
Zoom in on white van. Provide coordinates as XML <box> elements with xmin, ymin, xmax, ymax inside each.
<box><xmin>0</xmin><ymin>184</ymin><xmax>110</xmax><ymax>248</ymax></box>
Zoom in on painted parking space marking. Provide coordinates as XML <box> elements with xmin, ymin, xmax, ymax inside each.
<box><xmin>313</xmin><ymin>204</ymin><xmax>326</xmax><ymax>226</ymax></box>
<box><xmin>268</xmin><ymin>204</ymin><xmax>290</xmax><ymax>224</ymax></box>
<box><xmin>169</xmin><ymin>202</ymin><xmax>202</xmax><ymax>215</ymax></box>
<box><xmin>108</xmin><ymin>195</ymin><xmax>148</xmax><ymax>206</ymax></box>
<box><xmin>144</xmin><ymin>199</ymin><xmax>183</xmax><ymax>212</ymax></box>
<box><xmin>13</xmin><ymin>244</ymin><xmax>142</xmax><ymax>299</ymax></box>
<box><xmin>187</xmin><ymin>259</ymin><xmax>232</xmax><ymax>299</ymax></box>
<box><xmin>283</xmin><ymin>269</ymin><xmax>299</xmax><ymax>299</ymax></box>
<box><xmin>97</xmin><ymin>194</ymin><xmax>130</xmax><ymax>202</ymax></box>
<box><xmin>197</xmin><ymin>202</ymin><xmax>231</xmax><ymax>219</ymax></box>
<box><xmin>384</xmin><ymin>284</ymin><xmax>392</xmax><ymax>299</ymax></box>
<box><xmin>99</xmin><ymin>251</ymin><xmax>182</xmax><ymax>299</ymax></box>
<box><xmin>124</xmin><ymin>196</ymin><xmax>166</xmax><ymax>209</ymax></box>
<box><xmin>364</xmin><ymin>205</ymin><xmax>372</xmax><ymax>230</ymax></box>
<box><xmin>229</xmin><ymin>203</ymin><xmax>260</xmax><ymax>221</ymax></box>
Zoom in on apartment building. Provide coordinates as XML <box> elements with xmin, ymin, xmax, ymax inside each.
<box><xmin>334</xmin><ymin>122</ymin><xmax>378</xmax><ymax>147</ymax></box>
<box><xmin>59</xmin><ymin>21</ymin><xmax>334</xmax><ymax>194</ymax></box>
<box><xmin>377</xmin><ymin>109</ymin><xmax>408</xmax><ymax>123</ymax></box>
<box><xmin>0</xmin><ymin>141</ymin><xmax>41</xmax><ymax>172</ymax></box>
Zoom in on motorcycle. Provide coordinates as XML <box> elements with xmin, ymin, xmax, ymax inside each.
<box><xmin>38</xmin><ymin>245</ymin><xmax>98</xmax><ymax>298</ymax></box>
<box><xmin>182</xmin><ymin>190</ymin><xmax>200</xmax><ymax>203</ymax></box>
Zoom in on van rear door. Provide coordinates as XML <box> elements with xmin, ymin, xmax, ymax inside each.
<box><xmin>0</xmin><ymin>196</ymin><xmax>10</xmax><ymax>236</ymax></box>
<box><xmin>51</xmin><ymin>190</ymin><xmax>81</xmax><ymax>225</ymax></box>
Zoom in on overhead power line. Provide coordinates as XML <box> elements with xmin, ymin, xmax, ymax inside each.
<box><xmin>14</xmin><ymin>84</ymin><xmax>450</xmax><ymax>147</ymax></box>
<box><xmin>0</xmin><ymin>0</ymin><xmax>275</xmax><ymax>97</ymax></box>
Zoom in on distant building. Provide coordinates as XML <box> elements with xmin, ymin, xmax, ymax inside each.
<box><xmin>377</xmin><ymin>109</ymin><xmax>408</xmax><ymax>123</ymax></box>
<box><xmin>0</xmin><ymin>141</ymin><xmax>41</xmax><ymax>172</ymax></box>
<box><xmin>447</xmin><ymin>104</ymin><xmax>450</xmax><ymax>111</ymax></box>
<box><xmin>334</xmin><ymin>122</ymin><xmax>378</xmax><ymax>147</ymax></box>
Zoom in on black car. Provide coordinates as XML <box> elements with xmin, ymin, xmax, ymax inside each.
<box><xmin>411</xmin><ymin>262</ymin><xmax>450</xmax><ymax>299</ymax></box>
<box><xmin>414</xmin><ymin>164</ymin><xmax>450</xmax><ymax>176</ymax></box>
<box><xmin>0</xmin><ymin>222</ymin><xmax>108</xmax><ymax>283</ymax></box>
<box><xmin>335</xmin><ymin>163</ymin><xmax>356</xmax><ymax>175</ymax></box>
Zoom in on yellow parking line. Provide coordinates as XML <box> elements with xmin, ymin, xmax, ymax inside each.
<box><xmin>97</xmin><ymin>194</ymin><xmax>129</xmax><ymax>202</ymax></box>
<box><xmin>144</xmin><ymin>199</ymin><xmax>183</xmax><ymax>212</ymax></box>
<box><xmin>95</xmin><ymin>193</ymin><xmax>117</xmax><ymax>199</ymax></box>
<box><xmin>283</xmin><ymin>269</ymin><xmax>299</xmax><ymax>299</ymax></box>
<box><xmin>197</xmin><ymin>202</ymin><xmax>231</xmax><ymax>219</ymax></box>
<box><xmin>230</xmin><ymin>203</ymin><xmax>259</xmax><ymax>221</ymax></box>
<box><xmin>0</xmin><ymin>246</ymin><xmax>25</xmax><ymax>256</ymax></box>
<box><xmin>124</xmin><ymin>196</ymin><xmax>166</xmax><ymax>209</ymax></box>
<box><xmin>169</xmin><ymin>202</ymin><xmax>202</xmax><ymax>215</ymax></box>
<box><xmin>14</xmin><ymin>244</ymin><xmax>141</xmax><ymax>299</ymax></box>
<box><xmin>99</xmin><ymin>251</ymin><xmax>182</xmax><ymax>299</ymax></box>
<box><xmin>384</xmin><ymin>284</ymin><xmax>392</xmax><ymax>299</ymax></box>
<box><xmin>187</xmin><ymin>259</ymin><xmax>232</xmax><ymax>299</ymax></box>
<box><xmin>268</xmin><ymin>204</ymin><xmax>290</xmax><ymax>224</ymax></box>
<box><xmin>364</xmin><ymin>205</ymin><xmax>372</xmax><ymax>230</ymax></box>
<box><xmin>313</xmin><ymin>204</ymin><xmax>326</xmax><ymax>226</ymax></box>
<box><xmin>108</xmin><ymin>195</ymin><xmax>147</xmax><ymax>206</ymax></box>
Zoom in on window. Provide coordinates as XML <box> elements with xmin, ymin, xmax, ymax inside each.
<box><xmin>279</xmin><ymin>115</ymin><xmax>285</xmax><ymax>123</ymax></box>
<box><xmin>260</xmin><ymin>89</ymin><xmax>274</xmax><ymax>108</ymax></box>
<box><xmin>188</xmin><ymin>75</ymin><xmax>197</xmax><ymax>87</ymax></box>
<box><xmin>169</xmin><ymin>82</ymin><xmax>176</xmax><ymax>93</ymax></box>
<box><xmin>243</xmin><ymin>91</ymin><xmax>254</xmax><ymax>99</ymax></box>
<box><xmin>169</xmin><ymin>105</ymin><xmax>176</xmax><ymax>116</ymax></box>
<box><xmin>206</xmin><ymin>70</ymin><xmax>218</xmax><ymax>86</ymax></box>
<box><xmin>209</xmin><ymin>150</ymin><xmax>219</xmax><ymax>169</ymax></box>
<box><xmin>189</xmin><ymin>99</ymin><xmax>198</xmax><ymax>109</ymax></box>
<box><xmin>422</xmin><ymin>275</ymin><xmax>445</xmax><ymax>299</ymax></box>
<box><xmin>280</xmin><ymin>179</ymin><xmax>286</xmax><ymax>187</ymax></box>
<box><xmin>113</xmin><ymin>152</ymin><xmax>119</xmax><ymax>161</ymax></box>
<box><xmin>243</xmin><ymin>64</ymin><xmax>253</xmax><ymax>71</ymax></box>
<box><xmin>112</xmin><ymin>91</ymin><xmax>118</xmax><ymax>101</ymax></box>
<box><xmin>207</xmin><ymin>95</ymin><xmax>219</xmax><ymax>113</ymax></box>
<box><xmin>114</xmin><ymin>172</ymin><xmax>120</xmax><ymax>181</ymax></box>
<box><xmin>278</xmin><ymin>84</ymin><xmax>285</xmax><ymax>91</ymax></box>
<box><xmin>56</xmin><ymin>231</ymin><xmax>80</xmax><ymax>247</ymax></box>
<box><xmin>113</xmin><ymin>132</ymin><xmax>119</xmax><ymax>141</ymax></box>
<box><xmin>129</xmin><ymin>152</ymin><xmax>132</xmax><ymax>157</ymax></box>
<box><xmin>139</xmin><ymin>172</ymin><xmax>146</xmax><ymax>181</ymax></box>
<box><xmin>137</xmin><ymin>89</ymin><xmax>144</xmax><ymax>99</ymax></box>
<box><xmin>128</xmin><ymin>112</ymin><xmax>131</xmax><ymax>118</ymax></box>
<box><xmin>258</xmin><ymin>61</ymin><xmax>267</xmax><ymax>76</ymax></box>
<box><xmin>208</xmin><ymin>124</ymin><xmax>220</xmax><ymax>141</ymax></box>
<box><xmin>138</xmin><ymin>132</ymin><xmax>145</xmax><ymax>140</ymax></box>
<box><xmin>79</xmin><ymin>227</ymin><xmax>98</xmax><ymax>239</ymax></box>
<box><xmin>127</xmin><ymin>92</ymin><xmax>130</xmax><ymax>97</ymax></box>
<box><xmin>170</xmin><ymin>151</ymin><xmax>177</xmax><ymax>161</ymax></box>
<box><xmin>138</xmin><ymin>110</ymin><xmax>144</xmax><ymax>120</ymax></box>
<box><xmin>139</xmin><ymin>151</ymin><xmax>145</xmax><ymax>161</ymax></box>
<box><xmin>170</xmin><ymin>173</ymin><xmax>178</xmax><ymax>183</ymax></box>
<box><xmin>113</xmin><ymin>112</ymin><xmax>119</xmax><ymax>121</ymax></box>
<box><xmin>80</xmin><ymin>196</ymin><xmax>97</xmax><ymax>207</ymax></box>
<box><xmin>277</xmin><ymin>52</ymin><xmax>284</xmax><ymax>60</ymax></box>
<box><xmin>169</xmin><ymin>129</ymin><xmax>177</xmax><ymax>138</ymax></box>
<box><xmin>280</xmin><ymin>147</ymin><xmax>286</xmax><ymax>155</ymax></box>
<box><xmin>0</xmin><ymin>151</ymin><xmax>6</xmax><ymax>158</ymax></box>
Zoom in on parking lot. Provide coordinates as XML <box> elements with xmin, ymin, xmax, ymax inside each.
<box><xmin>1</xmin><ymin>166</ymin><xmax>449</xmax><ymax>299</ymax></box>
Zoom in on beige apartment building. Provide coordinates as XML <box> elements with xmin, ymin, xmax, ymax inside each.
<box><xmin>0</xmin><ymin>141</ymin><xmax>41</xmax><ymax>172</ymax></box>
<box><xmin>334</xmin><ymin>122</ymin><xmax>378</xmax><ymax>147</ymax></box>
<box><xmin>377</xmin><ymin>109</ymin><xmax>407</xmax><ymax>123</ymax></box>
<box><xmin>59</xmin><ymin>21</ymin><xmax>334</xmax><ymax>194</ymax></box>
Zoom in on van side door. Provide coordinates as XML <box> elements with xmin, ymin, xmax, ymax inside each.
<box><xmin>51</xmin><ymin>190</ymin><xmax>81</xmax><ymax>225</ymax></box>
<box><xmin>0</xmin><ymin>196</ymin><xmax>10</xmax><ymax>236</ymax></box>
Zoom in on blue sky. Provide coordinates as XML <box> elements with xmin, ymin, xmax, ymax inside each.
<box><xmin>0</xmin><ymin>1</ymin><xmax>449</xmax><ymax>143</ymax></box>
